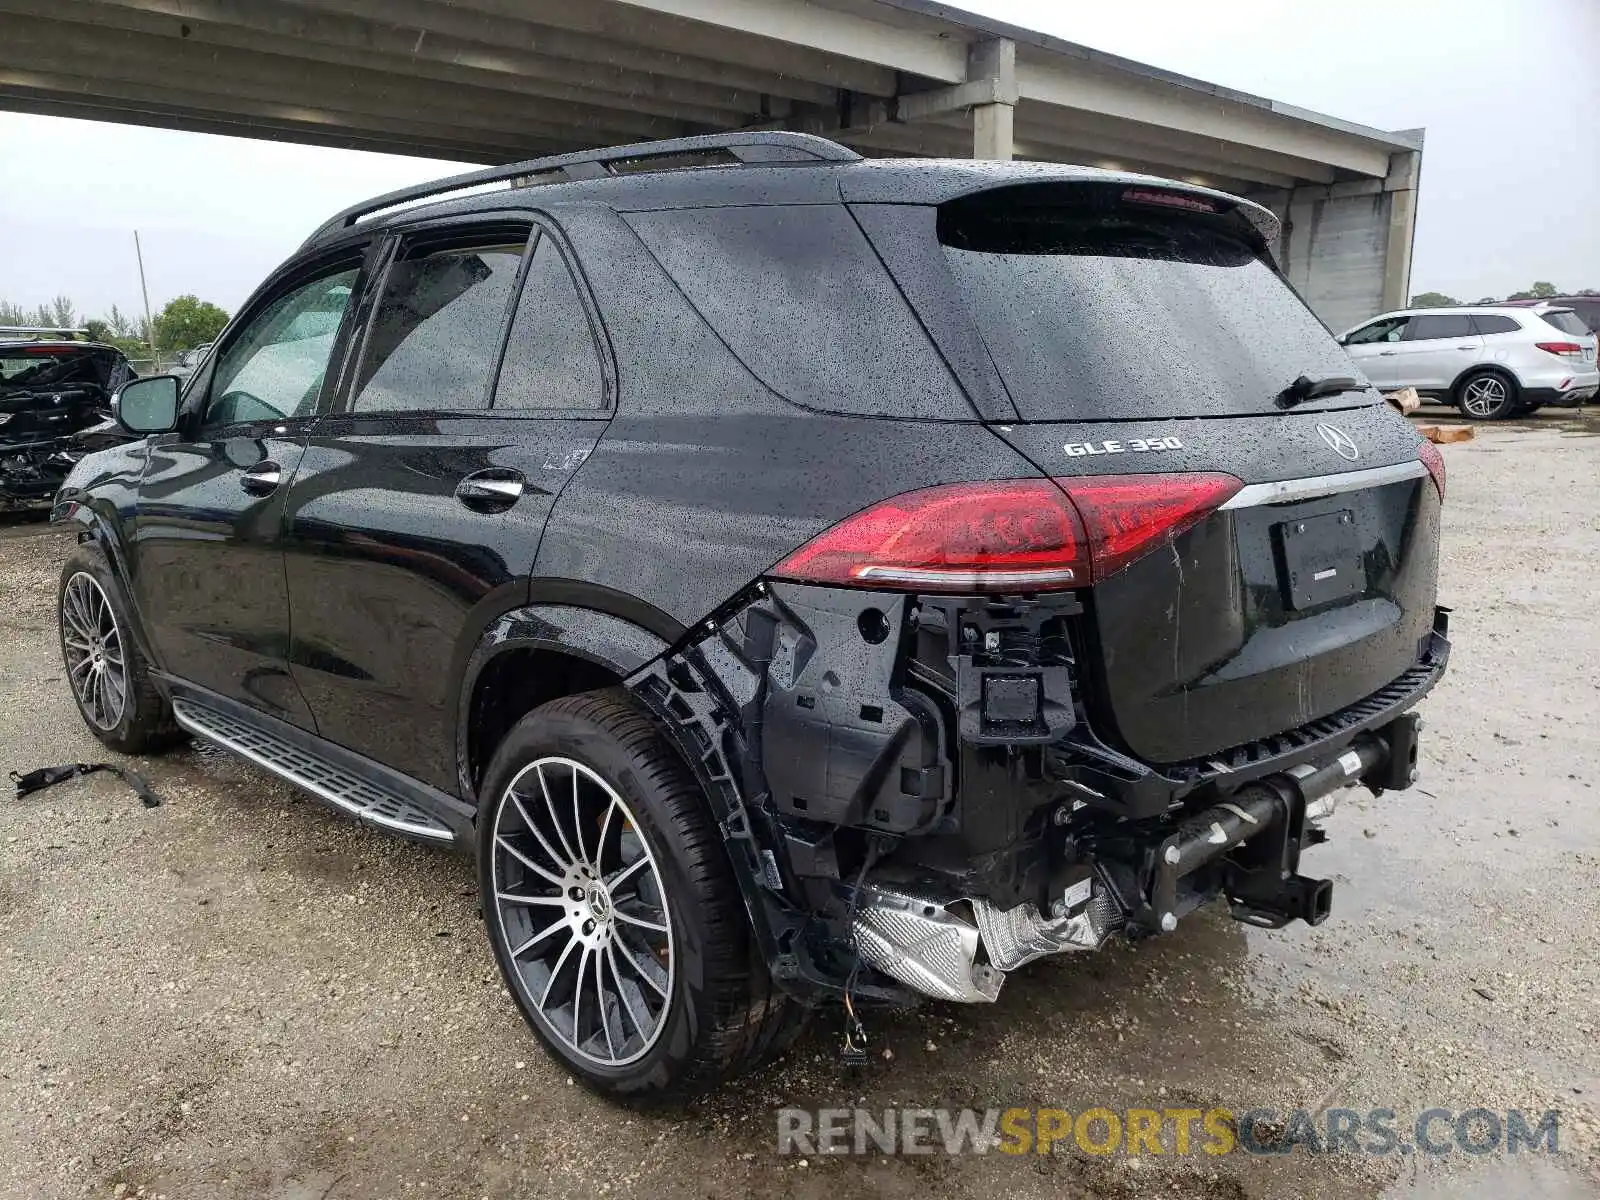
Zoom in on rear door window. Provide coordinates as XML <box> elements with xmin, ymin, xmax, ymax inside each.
<box><xmin>1403</xmin><ymin>314</ymin><xmax>1476</xmax><ymax>341</ymax></box>
<box><xmin>1471</xmin><ymin>315</ymin><xmax>1521</xmax><ymax>335</ymax></box>
<box><xmin>494</xmin><ymin>232</ymin><xmax>606</xmax><ymax>411</ymax></box>
<box><xmin>350</xmin><ymin>234</ymin><xmax>528</xmax><ymax>414</ymax></box>
<box><xmin>931</xmin><ymin>186</ymin><xmax>1370</xmax><ymax>420</ymax></box>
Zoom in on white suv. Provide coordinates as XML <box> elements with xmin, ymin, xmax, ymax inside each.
<box><xmin>1339</xmin><ymin>304</ymin><xmax>1599</xmax><ymax>420</ymax></box>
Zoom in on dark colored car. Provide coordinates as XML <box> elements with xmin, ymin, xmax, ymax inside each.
<box><xmin>52</xmin><ymin>133</ymin><xmax>1449</xmax><ymax>1100</ymax></box>
<box><xmin>1</xmin><ymin>338</ymin><xmax>136</xmax><ymax>506</ymax></box>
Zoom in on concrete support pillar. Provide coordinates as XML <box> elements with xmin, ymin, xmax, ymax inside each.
<box><xmin>1380</xmin><ymin>147</ymin><xmax>1422</xmax><ymax>313</ymax></box>
<box><xmin>968</xmin><ymin>38</ymin><xmax>1016</xmax><ymax>161</ymax></box>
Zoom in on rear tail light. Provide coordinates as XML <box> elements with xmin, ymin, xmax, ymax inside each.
<box><xmin>1064</xmin><ymin>473</ymin><xmax>1242</xmax><ymax>579</ymax></box>
<box><xmin>1535</xmin><ymin>341</ymin><xmax>1584</xmax><ymax>357</ymax></box>
<box><xmin>1417</xmin><ymin>440</ymin><xmax>1446</xmax><ymax>502</ymax></box>
<box><xmin>770</xmin><ymin>472</ymin><xmax>1242</xmax><ymax>593</ymax></box>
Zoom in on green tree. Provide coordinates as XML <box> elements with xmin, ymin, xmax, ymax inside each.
<box><xmin>83</xmin><ymin>318</ymin><xmax>111</xmax><ymax>343</ymax></box>
<box><xmin>152</xmin><ymin>295</ymin><xmax>229</xmax><ymax>351</ymax></box>
<box><xmin>105</xmin><ymin>304</ymin><xmax>135</xmax><ymax>339</ymax></box>
<box><xmin>1506</xmin><ymin>281</ymin><xmax>1560</xmax><ymax>301</ymax></box>
<box><xmin>0</xmin><ymin>300</ymin><xmax>27</xmax><ymax>325</ymax></box>
<box><xmin>1409</xmin><ymin>291</ymin><xmax>1459</xmax><ymax>308</ymax></box>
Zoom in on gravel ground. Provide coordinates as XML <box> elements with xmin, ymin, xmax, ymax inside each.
<box><xmin>2</xmin><ymin>411</ymin><xmax>1598</xmax><ymax>1200</ymax></box>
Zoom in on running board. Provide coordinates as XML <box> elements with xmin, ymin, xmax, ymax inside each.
<box><xmin>171</xmin><ymin>697</ymin><xmax>456</xmax><ymax>844</ymax></box>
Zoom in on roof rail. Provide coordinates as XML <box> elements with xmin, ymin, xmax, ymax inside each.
<box><xmin>304</xmin><ymin>131</ymin><xmax>861</xmax><ymax>246</ymax></box>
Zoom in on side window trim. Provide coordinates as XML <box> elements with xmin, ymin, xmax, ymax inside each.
<box><xmin>487</xmin><ymin>213</ymin><xmax>616</xmax><ymax>418</ymax></box>
<box><xmin>189</xmin><ymin>242</ymin><xmax>376</xmax><ymax>436</ymax></box>
<box><xmin>333</xmin><ymin>221</ymin><xmax>537</xmax><ymax>417</ymax></box>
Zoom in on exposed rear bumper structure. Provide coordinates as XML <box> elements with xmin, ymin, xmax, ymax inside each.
<box><xmin>629</xmin><ymin>582</ymin><xmax>1449</xmax><ymax>1008</ymax></box>
<box><xmin>848</xmin><ymin>720</ymin><xmax>1416</xmax><ymax>1003</ymax></box>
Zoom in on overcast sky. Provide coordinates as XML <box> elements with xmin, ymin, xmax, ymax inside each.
<box><xmin>1</xmin><ymin>0</ymin><xmax>1596</xmax><ymax>322</ymax></box>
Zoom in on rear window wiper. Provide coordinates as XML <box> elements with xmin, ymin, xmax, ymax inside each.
<box><xmin>1277</xmin><ymin>374</ymin><xmax>1362</xmax><ymax>409</ymax></box>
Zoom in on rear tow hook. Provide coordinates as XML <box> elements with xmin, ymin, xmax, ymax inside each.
<box><xmin>1145</xmin><ymin>732</ymin><xmax>1393</xmax><ymax>933</ymax></box>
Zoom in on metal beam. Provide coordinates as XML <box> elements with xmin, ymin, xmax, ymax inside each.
<box><xmin>0</xmin><ymin>0</ymin><xmax>767</xmax><ymax>126</ymax></box>
<box><xmin>0</xmin><ymin>78</ymin><xmax>561</xmax><ymax>162</ymax></box>
<box><xmin>0</xmin><ymin>21</ymin><xmax>701</xmax><ymax>145</ymax></box>
<box><xmin>1016</xmin><ymin>59</ymin><xmax>1392</xmax><ymax>178</ymax></box>
<box><xmin>604</xmin><ymin>0</ymin><xmax>964</xmax><ymax>82</ymax></box>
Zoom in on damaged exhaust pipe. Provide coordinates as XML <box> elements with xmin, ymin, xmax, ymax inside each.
<box><xmin>849</xmin><ymin>876</ymin><xmax>1123</xmax><ymax>1004</ymax></box>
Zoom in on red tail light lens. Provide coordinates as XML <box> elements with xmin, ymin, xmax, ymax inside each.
<box><xmin>771</xmin><ymin>472</ymin><xmax>1242</xmax><ymax>593</ymax></box>
<box><xmin>771</xmin><ymin>479</ymin><xmax>1088</xmax><ymax>592</ymax></box>
<box><xmin>1417</xmin><ymin>439</ymin><xmax>1446</xmax><ymax>501</ymax></box>
<box><xmin>1059</xmin><ymin>472</ymin><xmax>1243</xmax><ymax>579</ymax></box>
<box><xmin>1535</xmin><ymin>341</ymin><xmax>1584</xmax><ymax>357</ymax></box>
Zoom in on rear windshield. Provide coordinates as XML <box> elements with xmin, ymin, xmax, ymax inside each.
<box><xmin>1538</xmin><ymin>309</ymin><xmax>1590</xmax><ymax>337</ymax></box>
<box><xmin>937</xmin><ymin>189</ymin><xmax>1370</xmax><ymax>420</ymax></box>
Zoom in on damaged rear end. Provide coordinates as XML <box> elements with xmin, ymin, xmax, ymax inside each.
<box><xmin>627</xmin><ymin>173</ymin><xmax>1449</xmax><ymax>1010</ymax></box>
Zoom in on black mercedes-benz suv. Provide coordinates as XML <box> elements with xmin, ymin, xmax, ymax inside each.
<box><xmin>52</xmin><ymin>132</ymin><xmax>1449</xmax><ymax>1100</ymax></box>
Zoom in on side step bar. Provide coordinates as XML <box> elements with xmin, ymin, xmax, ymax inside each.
<box><xmin>171</xmin><ymin>697</ymin><xmax>456</xmax><ymax>844</ymax></box>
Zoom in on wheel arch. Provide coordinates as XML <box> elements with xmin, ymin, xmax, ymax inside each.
<box><xmin>53</xmin><ymin>497</ymin><xmax>164</xmax><ymax>670</ymax></box>
<box><xmin>456</xmin><ymin>603</ymin><xmax>675</xmax><ymax>806</ymax></box>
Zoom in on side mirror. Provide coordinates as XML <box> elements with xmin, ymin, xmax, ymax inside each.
<box><xmin>1336</xmin><ymin>334</ymin><xmax>1350</xmax><ymax>346</ymax></box>
<box><xmin>113</xmin><ymin>375</ymin><xmax>180</xmax><ymax>435</ymax></box>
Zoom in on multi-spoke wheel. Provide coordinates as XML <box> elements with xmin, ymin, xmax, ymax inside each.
<box><xmin>477</xmin><ymin>688</ymin><xmax>805</xmax><ymax>1099</ymax></box>
<box><xmin>57</xmin><ymin>544</ymin><xmax>184</xmax><ymax>754</ymax></box>
<box><xmin>491</xmin><ymin>757</ymin><xmax>674</xmax><ymax>1067</ymax></box>
<box><xmin>1457</xmin><ymin>370</ymin><xmax>1518</xmax><ymax>420</ymax></box>
<box><xmin>61</xmin><ymin>571</ymin><xmax>127</xmax><ymax>731</ymax></box>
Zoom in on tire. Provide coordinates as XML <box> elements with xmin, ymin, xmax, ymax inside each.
<box><xmin>1455</xmin><ymin>370</ymin><xmax>1519</xmax><ymax>420</ymax></box>
<box><xmin>58</xmin><ymin>543</ymin><xmax>185</xmax><ymax>755</ymax></box>
<box><xmin>477</xmin><ymin>688</ymin><xmax>804</xmax><ymax>1101</ymax></box>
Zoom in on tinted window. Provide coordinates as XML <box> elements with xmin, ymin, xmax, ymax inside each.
<box><xmin>1345</xmin><ymin>318</ymin><xmax>1408</xmax><ymax>345</ymax></box>
<box><xmin>494</xmin><ymin>234</ymin><xmax>604</xmax><ymax>411</ymax></box>
<box><xmin>1538</xmin><ymin>310</ymin><xmax>1589</xmax><ymax>337</ymax></box>
<box><xmin>1471</xmin><ymin>314</ymin><xmax>1521</xmax><ymax>336</ymax></box>
<box><xmin>207</xmin><ymin>268</ymin><xmax>359</xmax><ymax>427</ymax></box>
<box><xmin>935</xmin><ymin>194</ymin><xmax>1365</xmax><ymax>420</ymax></box>
<box><xmin>1404</xmin><ymin>314</ymin><xmax>1476</xmax><ymax>340</ymax></box>
<box><xmin>351</xmin><ymin>240</ymin><xmax>525</xmax><ymax>414</ymax></box>
<box><xmin>624</xmin><ymin>205</ymin><xmax>971</xmax><ymax>419</ymax></box>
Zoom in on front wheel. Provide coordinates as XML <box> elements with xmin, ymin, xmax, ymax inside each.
<box><xmin>477</xmin><ymin>689</ymin><xmax>803</xmax><ymax>1101</ymax></box>
<box><xmin>1456</xmin><ymin>370</ymin><xmax>1519</xmax><ymax>420</ymax></box>
<box><xmin>58</xmin><ymin>544</ymin><xmax>185</xmax><ymax>754</ymax></box>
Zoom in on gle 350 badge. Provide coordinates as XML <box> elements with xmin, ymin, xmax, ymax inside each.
<box><xmin>1063</xmin><ymin>436</ymin><xmax>1183</xmax><ymax>457</ymax></box>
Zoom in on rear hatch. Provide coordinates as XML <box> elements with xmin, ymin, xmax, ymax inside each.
<box><xmin>856</xmin><ymin>181</ymin><xmax>1442</xmax><ymax>763</ymax></box>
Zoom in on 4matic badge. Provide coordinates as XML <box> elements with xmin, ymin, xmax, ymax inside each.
<box><xmin>1063</xmin><ymin>436</ymin><xmax>1183</xmax><ymax>458</ymax></box>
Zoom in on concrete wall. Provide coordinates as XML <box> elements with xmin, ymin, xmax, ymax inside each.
<box><xmin>1249</xmin><ymin>146</ymin><xmax>1420</xmax><ymax>335</ymax></box>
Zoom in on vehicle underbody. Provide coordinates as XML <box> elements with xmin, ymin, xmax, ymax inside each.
<box><xmin>630</xmin><ymin>581</ymin><xmax>1449</xmax><ymax>1011</ymax></box>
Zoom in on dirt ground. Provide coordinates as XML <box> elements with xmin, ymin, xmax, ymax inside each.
<box><xmin>3</xmin><ymin>410</ymin><xmax>1599</xmax><ymax>1200</ymax></box>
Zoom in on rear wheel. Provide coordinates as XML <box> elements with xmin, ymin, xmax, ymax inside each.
<box><xmin>1456</xmin><ymin>370</ymin><xmax>1519</xmax><ymax>420</ymax></box>
<box><xmin>477</xmin><ymin>688</ymin><xmax>803</xmax><ymax>1100</ymax></box>
<box><xmin>58</xmin><ymin>544</ymin><xmax>184</xmax><ymax>754</ymax></box>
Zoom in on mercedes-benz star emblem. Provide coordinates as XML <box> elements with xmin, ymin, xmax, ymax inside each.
<box><xmin>1316</xmin><ymin>423</ymin><xmax>1359</xmax><ymax>462</ymax></box>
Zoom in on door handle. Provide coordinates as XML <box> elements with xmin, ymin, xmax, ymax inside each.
<box><xmin>455</xmin><ymin>469</ymin><xmax>525</xmax><ymax>512</ymax></box>
<box><xmin>239</xmin><ymin>461</ymin><xmax>283</xmax><ymax>495</ymax></box>
<box><xmin>1378</xmin><ymin>350</ymin><xmax>1397</xmax><ymax>356</ymax></box>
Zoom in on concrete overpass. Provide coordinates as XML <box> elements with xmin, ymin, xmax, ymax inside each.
<box><xmin>0</xmin><ymin>0</ymin><xmax>1423</xmax><ymax>329</ymax></box>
